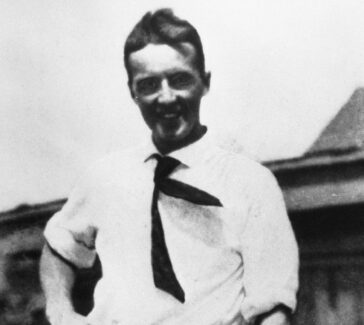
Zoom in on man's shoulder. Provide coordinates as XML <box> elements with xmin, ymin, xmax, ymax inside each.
<box><xmin>208</xmin><ymin>143</ymin><xmax>280</xmax><ymax>195</ymax></box>
<box><xmin>213</xmin><ymin>147</ymin><xmax>284</xmax><ymax>207</ymax></box>
<box><xmin>211</xmin><ymin>143</ymin><xmax>272</xmax><ymax>178</ymax></box>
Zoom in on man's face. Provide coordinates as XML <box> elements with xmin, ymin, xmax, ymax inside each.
<box><xmin>128</xmin><ymin>43</ymin><xmax>210</xmax><ymax>152</ymax></box>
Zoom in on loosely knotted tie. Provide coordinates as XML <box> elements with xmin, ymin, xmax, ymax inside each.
<box><xmin>150</xmin><ymin>154</ymin><xmax>223</xmax><ymax>303</ymax></box>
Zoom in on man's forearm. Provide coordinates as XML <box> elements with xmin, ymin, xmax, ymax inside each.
<box><xmin>40</xmin><ymin>244</ymin><xmax>78</xmax><ymax>324</ymax></box>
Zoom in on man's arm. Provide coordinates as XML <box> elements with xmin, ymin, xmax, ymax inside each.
<box><xmin>40</xmin><ymin>244</ymin><xmax>88</xmax><ymax>325</ymax></box>
<box><xmin>239</xmin><ymin>167</ymin><xmax>299</xmax><ymax>325</ymax></box>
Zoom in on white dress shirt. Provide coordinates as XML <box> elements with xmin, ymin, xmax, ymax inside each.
<box><xmin>44</xmin><ymin>134</ymin><xmax>299</xmax><ymax>325</ymax></box>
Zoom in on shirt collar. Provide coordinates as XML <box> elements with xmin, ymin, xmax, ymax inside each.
<box><xmin>144</xmin><ymin>131</ymin><xmax>212</xmax><ymax>168</ymax></box>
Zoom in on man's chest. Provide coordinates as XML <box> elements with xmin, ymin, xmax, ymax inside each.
<box><xmin>93</xmin><ymin>164</ymin><xmax>245</xmax><ymax>259</ymax></box>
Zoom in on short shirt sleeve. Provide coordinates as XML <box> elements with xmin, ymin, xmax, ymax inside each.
<box><xmin>239</xmin><ymin>167</ymin><xmax>299</xmax><ymax>322</ymax></box>
<box><xmin>44</xmin><ymin>170</ymin><xmax>98</xmax><ymax>269</ymax></box>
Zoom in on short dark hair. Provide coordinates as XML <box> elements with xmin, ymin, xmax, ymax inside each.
<box><xmin>124</xmin><ymin>8</ymin><xmax>206</xmax><ymax>84</ymax></box>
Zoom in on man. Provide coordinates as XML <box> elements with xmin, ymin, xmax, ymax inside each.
<box><xmin>40</xmin><ymin>8</ymin><xmax>299</xmax><ymax>325</ymax></box>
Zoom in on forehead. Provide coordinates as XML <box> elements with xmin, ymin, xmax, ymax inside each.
<box><xmin>128</xmin><ymin>43</ymin><xmax>198</xmax><ymax>78</ymax></box>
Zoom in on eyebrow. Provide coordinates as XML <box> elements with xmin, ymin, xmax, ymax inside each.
<box><xmin>145</xmin><ymin>69</ymin><xmax>194</xmax><ymax>79</ymax></box>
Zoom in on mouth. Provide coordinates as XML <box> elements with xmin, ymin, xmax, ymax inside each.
<box><xmin>161</xmin><ymin>112</ymin><xmax>180</xmax><ymax>120</ymax></box>
<box><xmin>155</xmin><ymin>100</ymin><xmax>186</xmax><ymax>122</ymax></box>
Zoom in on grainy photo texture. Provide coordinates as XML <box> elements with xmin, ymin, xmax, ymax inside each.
<box><xmin>0</xmin><ymin>1</ymin><xmax>363</xmax><ymax>325</ymax></box>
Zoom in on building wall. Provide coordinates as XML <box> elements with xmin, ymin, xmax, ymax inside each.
<box><xmin>0</xmin><ymin>208</ymin><xmax>49</xmax><ymax>325</ymax></box>
<box><xmin>292</xmin><ymin>204</ymin><xmax>364</xmax><ymax>325</ymax></box>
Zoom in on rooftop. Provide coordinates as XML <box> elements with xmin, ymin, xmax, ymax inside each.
<box><xmin>267</xmin><ymin>88</ymin><xmax>364</xmax><ymax>171</ymax></box>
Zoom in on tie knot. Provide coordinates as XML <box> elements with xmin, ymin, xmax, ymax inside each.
<box><xmin>152</xmin><ymin>154</ymin><xmax>181</xmax><ymax>182</ymax></box>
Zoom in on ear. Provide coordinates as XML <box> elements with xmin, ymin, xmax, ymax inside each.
<box><xmin>128</xmin><ymin>81</ymin><xmax>138</xmax><ymax>102</ymax></box>
<box><xmin>203</xmin><ymin>71</ymin><xmax>211</xmax><ymax>95</ymax></box>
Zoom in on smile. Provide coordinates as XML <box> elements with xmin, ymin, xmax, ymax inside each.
<box><xmin>161</xmin><ymin>113</ymin><xmax>180</xmax><ymax>120</ymax></box>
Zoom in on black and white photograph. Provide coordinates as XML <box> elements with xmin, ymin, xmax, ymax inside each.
<box><xmin>0</xmin><ymin>1</ymin><xmax>364</xmax><ymax>324</ymax></box>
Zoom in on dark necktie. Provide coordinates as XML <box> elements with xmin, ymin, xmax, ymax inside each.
<box><xmin>151</xmin><ymin>154</ymin><xmax>223</xmax><ymax>303</ymax></box>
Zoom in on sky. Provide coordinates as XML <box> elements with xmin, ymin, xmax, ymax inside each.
<box><xmin>0</xmin><ymin>0</ymin><xmax>363</xmax><ymax>211</ymax></box>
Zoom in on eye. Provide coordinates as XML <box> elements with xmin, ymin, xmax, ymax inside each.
<box><xmin>169</xmin><ymin>72</ymin><xmax>194</xmax><ymax>89</ymax></box>
<box><xmin>136</xmin><ymin>77</ymin><xmax>160</xmax><ymax>95</ymax></box>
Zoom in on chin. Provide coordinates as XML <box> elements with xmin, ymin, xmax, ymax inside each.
<box><xmin>156</xmin><ymin>123</ymin><xmax>190</xmax><ymax>141</ymax></box>
<box><xmin>154</xmin><ymin>129</ymin><xmax>191</xmax><ymax>150</ymax></box>
<box><xmin>158</xmin><ymin>133</ymin><xmax>187</xmax><ymax>144</ymax></box>
<box><xmin>165</xmin><ymin>127</ymin><xmax>191</xmax><ymax>139</ymax></box>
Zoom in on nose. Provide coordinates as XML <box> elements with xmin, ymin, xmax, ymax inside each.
<box><xmin>157</xmin><ymin>79</ymin><xmax>176</xmax><ymax>105</ymax></box>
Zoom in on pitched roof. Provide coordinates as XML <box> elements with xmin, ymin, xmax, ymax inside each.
<box><xmin>265</xmin><ymin>88</ymin><xmax>364</xmax><ymax>211</ymax></box>
<box><xmin>306</xmin><ymin>88</ymin><xmax>364</xmax><ymax>156</ymax></box>
<box><xmin>266</xmin><ymin>88</ymin><xmax>364</xmax><ymax>171</ymax></box>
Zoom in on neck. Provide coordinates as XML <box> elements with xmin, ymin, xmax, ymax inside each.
<box><xmin>154</xmin><ymin>125</ymin><xmax>207</xmax><ymax>155</ymax></box>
